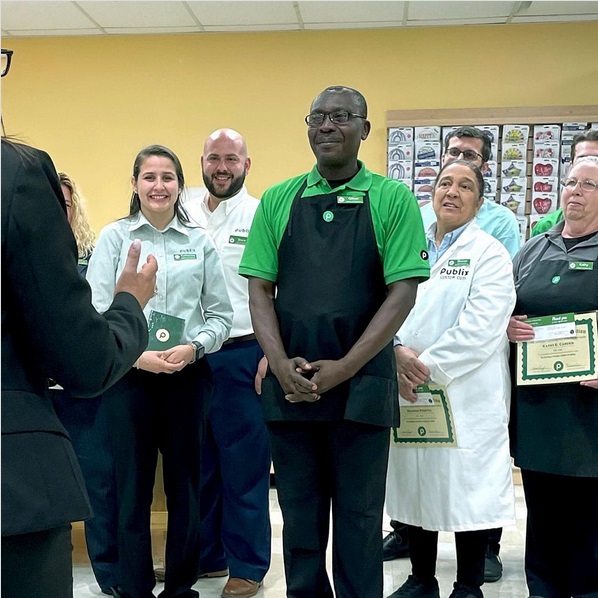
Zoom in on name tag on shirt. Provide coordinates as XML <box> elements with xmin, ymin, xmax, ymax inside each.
<box><xmin>174</xmin><ymin>253</ymin><xmax>197</xmax><ymax>260</ymax></box>
<box><xmin>228</xmin><ymin>235</ymin><xmax>248</xmax><ymax>245</ymax></box>
<box><xmin>569</xmin><ymin>261</ymin><xmax>594</xmax><ymax>271</ymax></box>
<box><xmin>337</xmin><ymin>193</ymin><xmax>364</xmax><ymax>204</ymax></box>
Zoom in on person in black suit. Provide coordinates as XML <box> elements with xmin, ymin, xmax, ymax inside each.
<box><xmin>1</xmin><ymin>136</ymin><xmax>158</xmax><ymax>598</ymax></box>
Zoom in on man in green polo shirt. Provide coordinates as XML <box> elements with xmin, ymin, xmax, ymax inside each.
<box><xmin>239</xmin><ymin>85</ymin><xmax>429</xmax><ymax>597</ymax></box>
<box><xmin>532</xmin><ymin>128</ymin><xmax>598</xmax><ymax>237</ymax></box>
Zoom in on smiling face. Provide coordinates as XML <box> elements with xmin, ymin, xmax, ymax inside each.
<box><xmin>133</xmin><ymin>155</ymin><xmax>180</xmax><ymax>225</ymax></box>
<box><xmin>433</xmin><ymin>161</ymin><xmax>483</xmax><ymax>234</ymax></box>
<box><xmin>561</xmin><ymin>159</ymin><xmax>598</xmax><ymax>230</ymax></box>
<box><xmin>201</xmin><ymin>131</ymin><xmax>250</xmax><ymax>202</ymax></box>
<box><xmin>307</xmin><ymin>88</ymin><xmax>370</xmax><ymax>179</ymax></box>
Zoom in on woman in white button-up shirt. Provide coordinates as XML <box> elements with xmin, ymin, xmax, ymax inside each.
<box><xmin>87</xmin><ymin>145</ymin><xmax>233</xmax><ymax>598</ymax></box>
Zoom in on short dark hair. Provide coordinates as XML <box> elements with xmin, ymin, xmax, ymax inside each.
<box><xmin>435</xmin><ymin>159</ymin><xmax>485</xmax><ymax>201</ymax></box>
<box><xmin>571</xmin><ymin>128</ymin><xmax>598</xmax><ymax>162</ymax></box>
<box><xmin>315</xmin><ymin>86</ymin><xmax>368</xmax><ymax>118</ymax></box>
<box><xmin>128</xmin><ymin>144</ymin><xmax>190</xmax><ymax>225</ymax></box>
<box><xmin>444</xmin><ymin>126</ymin><xmax>492</xmax><ymax>163</ymax></box>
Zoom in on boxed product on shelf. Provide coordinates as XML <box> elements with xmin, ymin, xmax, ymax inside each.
<box><xmin>415</xmin><ymin>141</ymin><xmax>441</xmax><ymax>161</ymax></box>
<box><xmin>534</xmin><ymin>141</ymin><xmax>560</xmax><ymax>159</ymax></box>
<box><xmin>413</xmin><ymin>160</ymin><xmax>441</xmax><ymax>178</ymax></box>
<box><xmin>388</xmin><ymin>143</ymin><xmax>414</xmax><ymax>162</ymax></box>
<box><xmin>531</xmin><ymin>192</ymin><xmax>558</xmax><ymax>216</ymax></box>
<box><xmin>485</xmin><ymin>194</ymin><xmax>498</xmax><ymax>205</ymax></box>
<box><xmin>476</xmin><ymin>125</ymin><xmax>500</xmax><ymax>144</ymax></box>
<box><xmin>502</xmin><ymin>143</ymin><xmax>526</xmax><ymax>161</ymax></box>
<box><xmin>398</xmin><ymin>179</ymin><xmax>413</xmax><ymax>190</ymax></box>
<box><xmin>501</xmin><ymin>177</ymin><xmax>527</xmax><ymax>193</ymax></box>
<box><xmin>516</xmin><ymin>215</ymin><xmax>529</xmax><ymax>246</ymax></box>
<box><xmin>415</xmin><ymin>126</ymin><xmax>441</xmax><ymax>141</ymax></box>
<box><xmin>502</xmin><ymin>124</ymin><xmax>530</xmax><ymax>146</ymax></box>
<box><xmin>532</xmin><ymin>177</ymin><xmax>559</xmax><ymax>193</ymax></box>
<box><xmin>533</xmin><ymin>158</ymin><xmax>559</xmax><ymax>177</ymax></box>
<box><xmin>388</xmin><ymin>127</ymin><xmax>414</xmax><ymax>144</ymax></box>
<box><xmin>482</xmin><ymin>161</ymin><xmax>498</xmax><ymax>178</ymax></box>
<box><xmin>562</xmin><ymin>122</ymin><xmax>588</xmax><ymax>132</ymax></box>
<box><xmin>500</xmin><ymin>192</ymin><xmax>527</xmax><ymax>215</ymax></box>
<box><xmin>484</xmin><ymin>179</ymin><xmax>498</xmax><ymax>195</ymax></box>
<box><xmin>501</xmin><ymin>160</ymin><xmax>527</xmax><ymax>178</ymax></box>
<box><xmin>533</xmin><ymin>124</ymin><xmax>561</xmax><ymax>142</ymax></box>
<box><xmin>388</xmin><ymin>160</ymin><xmax>413</xmax><ymax>180</ymax></box>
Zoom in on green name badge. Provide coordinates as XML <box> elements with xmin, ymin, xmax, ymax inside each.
<box><xmin>229</xmin><ymin>235</ymin><xmax>248</xmax><ymax>245</ymax></box>
<box><xmin>174</xmin><ymin>253</ymin><xmax>197</xmax><ymax>261</ymax></box>
<box><xmin>448</xmin><ymin>259</ymin><xmax>470</xmax><ymax>267</ymax></box>
<box><xmin>569</xmin><ymin>261</ymin><xmax>594</xmax><ymax>271</ymax></box>
<box><xmin>337</xmin><ymin>193</ymin><xmax>364</xmax><ymax>204</ymax></box>
<box><xmin>147</xmin><ymin>310</ymin><xmax>185</xmax><ymax>351</ymax></box>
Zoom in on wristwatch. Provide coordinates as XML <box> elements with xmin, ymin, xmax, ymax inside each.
<box><xmin>189</xmin><ymin>341</ymin><xmax>205</xmax><ymax>363</ymax></box>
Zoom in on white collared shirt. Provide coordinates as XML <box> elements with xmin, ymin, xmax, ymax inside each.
<box><xmin>87</xmin><ymin>211</ymin><xmax>233</xmax><ymax>353</ymax></box>
<box><xmin>184</xmin><ymin>186</ymin><xmax>259</xmax><ymax>337</ymax></box>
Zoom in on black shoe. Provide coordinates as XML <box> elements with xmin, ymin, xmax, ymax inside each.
<box><xmin>483</xmin><ymin>545</ymin><xmax>503</xmax><ymax>582</ymax></box>
<box><xmin>387</xmin><ymin>574</ymin><xmax>440</xmax><ymax>598</ymax></box>
<box><xmin>383</xmin><ymin>529</ymin><xmax>410</xmax><ymax>561</ymax></box>
<box><xmin>108</xmin><ymin>586</ymin><xmax>129</xmax><ymax>598</ymax></box>
<box><xmin>447</xmin><ymin>582</ymin><xmax>483</xmax><ymax>598</ymax></box>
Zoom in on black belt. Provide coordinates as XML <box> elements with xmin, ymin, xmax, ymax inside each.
<box><xmin>222</xmin><ymin>333</ymin><xmax>256</xmax><ymax>346</ymax></box>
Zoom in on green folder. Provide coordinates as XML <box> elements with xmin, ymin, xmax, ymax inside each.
<box><xmin>146</xmin><ymin>310</ymin><xmax>185</xmax><ymax>351</ymax></box>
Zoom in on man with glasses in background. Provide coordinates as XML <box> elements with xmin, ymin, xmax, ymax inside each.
<box><xmin>239</xmin><ymin>85</ymin><xmax>430</xmax><ymax>598</ymax></box>
<box><xmin>382</xmin><ymin>125</ymin><xmax>521</xmax><ymax>584</ymax></box>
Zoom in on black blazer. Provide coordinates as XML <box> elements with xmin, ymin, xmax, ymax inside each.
<box><xmin>1</xmin><ymin>140</ymin><xmax>148</xmax><ymax>536</ymax></box>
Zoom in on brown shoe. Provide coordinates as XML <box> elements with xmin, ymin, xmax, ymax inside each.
<box><xmin>154</xmin><ymin>567</ymin><xmax>229</xmax><ymax>583</ymax></box>
<box><xmin>221</xmin><ymin>577</ymin><xmax>263</xmax><ymax>597</ymax></box>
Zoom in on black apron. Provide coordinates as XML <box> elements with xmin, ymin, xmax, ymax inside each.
<box><xmin>510</xmin><ymin>233</ymin><xmax>598</xmax><ymax>476</ymax></box>
<box><xmin>261</xmin><ymin>181</ymin><xmax>398</xmax><ymax>426</ymax></box>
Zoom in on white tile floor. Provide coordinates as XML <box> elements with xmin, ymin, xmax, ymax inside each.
<box><xmin>73</xmin><ymin>486</ymin><xmax>529</xmax><ymax>598</ymax></box>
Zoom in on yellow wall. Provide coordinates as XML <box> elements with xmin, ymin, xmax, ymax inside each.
<box><xmin>3</xmin><ymin>22</ymin><xmax>598</xmax><ymax>231</ymax></box>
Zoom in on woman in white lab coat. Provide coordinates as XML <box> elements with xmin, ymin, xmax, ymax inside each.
<box><xmin>386</xmin><ymin>160</ymin><xmax>516</xmax><ymax>598</ymax></box>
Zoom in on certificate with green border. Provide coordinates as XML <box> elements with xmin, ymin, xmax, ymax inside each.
<box><xmin>517</xmin><ymin>311</ymin><xmax>597</xmax><ymax>385</ymax></box>
<box><xmin>392</xmin><ymin>384</ymin><xmax>457</xmax><ymax>447</ymax></box>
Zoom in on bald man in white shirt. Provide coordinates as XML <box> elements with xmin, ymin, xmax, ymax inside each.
<box><xmin>180</xmin><ymin>130</ymin><xmax>270</xmax><ymax>598</ymax></box>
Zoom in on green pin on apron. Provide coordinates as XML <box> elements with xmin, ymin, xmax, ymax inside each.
<box><xmin>323</xmin><ymin>210</ymin><xmax>334</xmax><ymax>222</ymax></box>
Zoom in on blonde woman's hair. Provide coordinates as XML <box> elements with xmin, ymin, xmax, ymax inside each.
<box><xmin>58</xmin><ymin>172</ymin><xmax>95</xmax><ymax>257</ymax></box>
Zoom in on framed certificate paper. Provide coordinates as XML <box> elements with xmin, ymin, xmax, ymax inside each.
<box><xmin>516</xmin><ymin>311</ymin><xmax>598</xmax><ymax>385</ymax></box>
<box><xmin>392</xmin><ymin>384</ymin><xmax>457</xmax><ymax>447</ymax></box>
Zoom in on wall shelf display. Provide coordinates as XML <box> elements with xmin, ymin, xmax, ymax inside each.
<box><xmin>386</xmin><ymin>106</ymin><xmax>598</xmax><ymax>241</ymax></box>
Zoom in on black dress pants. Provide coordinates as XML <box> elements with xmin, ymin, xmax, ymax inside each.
<box><xmin>408</xmin><ymin>525</ymin><xmax>488</xmax><ymax>588</ymax></box>
<box><xmin>1</xmin><ymin>525</ymin><xmax>72</xmax><ymax>598</ymax></box>
<box><xmin>105</xmin><ymin>361</ymin><xmax>212</xmax><ymax>598</ymax></box>
<box><xmin>267</xmin><ymin>419</ymin><xmax>390</xmax><ymax>598</ymax></box>
<box><xmin>522</xmin><ymin>468</ymin><xmax>598</xmax><ymax>598</ymax></box>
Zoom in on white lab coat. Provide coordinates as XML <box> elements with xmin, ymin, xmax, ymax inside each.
<box><xmin>386</xmin><ymin>220</ymin><xmax>517</xmax><ymax>531</ymax></box>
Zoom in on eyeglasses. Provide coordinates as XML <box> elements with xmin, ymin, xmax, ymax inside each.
<box><xmin>561</xmin><ymin>178</ymin><xmax>598</xmax><ymax>192</ymax></box>
<box><xmin>444</xmin><ymin>147</ymin><xmax>483</xmax><ymax>162</ymax></box>
<box><xmin>305</xmin><ymin>111</ymin><xmax>366</xmax><ymax>127</ymax></box>
<box><xmin>1</xmin><ymin>49</ymin><xmax>13</xmax><ymax>78</ymax></box>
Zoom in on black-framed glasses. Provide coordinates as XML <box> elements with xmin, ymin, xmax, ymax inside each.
<box><xmin>444</xmin><ymin>147</ymin><xmax>483</xmax><ymax>162</ymax></box>
<box><xmin>1</xmin><ymin>49</ymin><xmax>13</xmax><ymax>78</ymax></box>
<box><xmin>304</xmin><ymin>111</ymin><xmax>366</xmax><ymax>127</ymax></box>
<box><xmin>560</xmin><ymin>178</ymin><xmax>598</xmax><ymax>192</ymax></box>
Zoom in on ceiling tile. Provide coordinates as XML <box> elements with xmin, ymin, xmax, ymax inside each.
<box><xmin>0</xmin><ymin>1</ymin><xmax>97</xmax><ymax>30</ymax></box>
<box><xmin>187</xmin><ymin>1</ymin><xmax>297</xmax><ymax>26</ymax></box>
<box><xmin>298</xmin><ymin>2</ymin><xmax>405</xmax><ymax>24</ymax></box>
<box><xmin>408</xmin><ymin>1</ymin><xmax>515</xmax><ymax>21</ymax></box>
<box><xmin>512</xmin><ymin>13</ymin><xmax>598</xmax><ymax>23</ymax></box>
<box><xmin>79</xmin><ymin>1</ymin><xmax>197</xmax><ymax>28</ymax></box>
<box><xmin>103</xmin><ymin>26</ymin><xmax>201</xmax><ymax>35</ymax></box>
<box><xmin>3</xmin><ymin>28</ymin><xmax>103</xmax><ymax>37</ymax></box>
<box><xmin>517</xmin><ymin>1</ymin><xmax>598</xmax><ymax>16</ymax></box>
